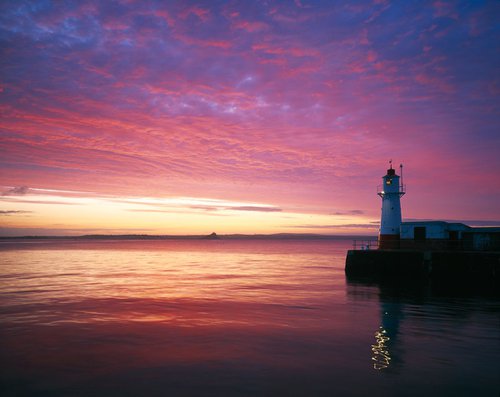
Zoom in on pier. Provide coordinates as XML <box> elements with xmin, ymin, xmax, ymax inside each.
<box><xmin>345</xmin><ymin>163</ymin><xmax>500</xmax><ymax>286</ymax></box>
<box><xmin>345</xmin><ymin>248</ymin><xmax>500</xmax><ymax>284</ymax></box>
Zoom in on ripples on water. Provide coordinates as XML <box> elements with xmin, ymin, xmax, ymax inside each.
<box><xmin>0</xmin><ymin>239</ymin><xmax>498</xmax><ymax>396</ymax></box>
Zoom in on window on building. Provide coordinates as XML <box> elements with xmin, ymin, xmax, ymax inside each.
<box><xmin>414</xmin><ymin>227</ymin><xmax>426</xmax><ymax>241</ymax></box>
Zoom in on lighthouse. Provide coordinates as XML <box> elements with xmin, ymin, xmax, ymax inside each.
<box><xmin>378</xmin><ymin>161</ymin><xmax>405</xmax><ymax>249</ymax></box>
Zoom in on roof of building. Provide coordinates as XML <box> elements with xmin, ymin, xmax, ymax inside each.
<box><xmin>468</xmin><ymin>227</ymin><xmax>500</xmax><ymax>233</ymax></box>
<box><xmin>402</xmin><ymin>221</ymin><xmax>470</xmax><ymax>228</ymax></box>
<box><xmin>401</xmin><ymin>221</ymin><xmax>500</xmax><ymax>233</ymax></box>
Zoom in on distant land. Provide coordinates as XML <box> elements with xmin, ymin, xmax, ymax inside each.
<box><xmin>0</xmin><ymin>233</ymin><xmax>376</xmax><ymax>240</ymax></box>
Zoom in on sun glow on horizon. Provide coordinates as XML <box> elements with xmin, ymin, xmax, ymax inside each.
<box><xmin>0</xmin><ymin>187</ymin><xmax>377</xmax><ymax>236</ymax></box>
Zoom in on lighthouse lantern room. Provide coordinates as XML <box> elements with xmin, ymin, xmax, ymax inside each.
<box><xmin>378</xmin><ymin>161</ymin><xmax>405</xmax><ymax>249</ymax></box>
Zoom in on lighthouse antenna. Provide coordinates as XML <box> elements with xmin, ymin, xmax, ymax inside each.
<box><xmin>400</xmin><ymin>163</ymin><xmax>403</xmax><ymax>190</ymax></box>
<box><xmin>389</xmin><ymin>159</ymin><xmax>392</xmax><ymax>169</ymax></box>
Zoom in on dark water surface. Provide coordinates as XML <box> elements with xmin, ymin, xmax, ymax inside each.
<box><xmin>0</xmin><ymin>239</ymin><xmax>498</xmax><ymax>396</ymax></box>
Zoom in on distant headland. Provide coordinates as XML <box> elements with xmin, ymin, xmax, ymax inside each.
<box><xmin>0</xmin><ymin>233</ymin><xmax>373</xmax><ymax>241</ymax></box>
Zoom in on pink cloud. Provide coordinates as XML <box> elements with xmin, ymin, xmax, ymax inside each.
<box><xmin>366</xmin><ymin>50</ymin><xmax>377</xmax><ymax>62</ymax></box>
<box><xmin>252</xmin><ymin>43</ymin><xmax>320</xmax><ymax>58</ymax></box>
<box><xmin>432</xmin><ymin>1</ymin><xmax>459</xmax><ymax>20</ymax></box>
<box><xmin>233</xmin><ymin>20</ymin><xmax>269</xmax><ymax>33</ymax></box>
<box><xmin>414</xmin><ymin>73</ymin><xmax>455</xmax><ymax>94</ymax></box>
<box><xmin>180</xmin><ymin>6</ymin><xmax>211</xmax><ymax>22</ymax></box>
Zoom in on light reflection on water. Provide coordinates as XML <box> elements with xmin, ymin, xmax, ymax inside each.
<box><xmin>372</xmin><ymin>326</ymin><xmax>391</xmax><ymax>370</ymax></box>
<box><xmin>0</xmin><ymin>239</ymin><xmax>498</xmax><ymax>396</ymax></box>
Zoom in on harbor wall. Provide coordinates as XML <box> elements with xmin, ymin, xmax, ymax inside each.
<box><xmin>345</xmin><ymin>249</ymin><xmax>500</xmax><ymax>283</ymax></box>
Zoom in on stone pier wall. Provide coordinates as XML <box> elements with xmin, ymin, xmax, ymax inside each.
<box><xmin>345</xmin><ymin>249</ymin><xmax>500</xmax><ymax>283</ymax></box>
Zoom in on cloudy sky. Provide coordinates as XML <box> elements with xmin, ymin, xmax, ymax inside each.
<box><xmin>1</xmin><ymin>0</ymin><xmax>499</xmax><ymax>236</ymax></box>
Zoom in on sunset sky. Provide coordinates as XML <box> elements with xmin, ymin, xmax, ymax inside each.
<box><xmin>1</xmin><ymin>0</ymin><xmax>499</xmax><ymax>236</ymax></box>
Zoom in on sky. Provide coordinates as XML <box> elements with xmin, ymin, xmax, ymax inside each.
<box><xmin>1</xmin><ymin>0</ymin><xmax>499</xmax><ymax>236</ymax></box>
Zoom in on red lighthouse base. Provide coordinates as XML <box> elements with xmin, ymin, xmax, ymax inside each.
<box><xmin>379</xmin><ymin>234</ymin><xmax>400</xmax><ymax>250</ymax></box>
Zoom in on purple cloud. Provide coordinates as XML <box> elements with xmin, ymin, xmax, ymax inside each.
<box><xmin>0</xmin><ymin>210</ymin><xmax>32</xmax><ymax>215</ymax></box>
<box><xmin>2</xmin><ymin>186</ymin><xmax>30</xmax><ymax>196</ymax></box>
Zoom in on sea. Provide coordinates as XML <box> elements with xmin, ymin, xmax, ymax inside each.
<box><xmin>0</xmin><ymin>238</ymin><xmax>498</xmax><ymax>397</ymax></box>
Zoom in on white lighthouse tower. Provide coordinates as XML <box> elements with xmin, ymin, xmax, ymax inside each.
<box><xmin>378</xmin><ymin>161</ymin><xmax>405</xmax><ymax>249</ymax></box>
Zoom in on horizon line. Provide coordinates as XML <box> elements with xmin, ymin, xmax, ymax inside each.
<box><xmin>0</xmin><ymin>232</ymin><xmax>378</xmax><ymax>240</ymax></box>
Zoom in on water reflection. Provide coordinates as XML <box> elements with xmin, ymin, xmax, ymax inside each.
<box><xmin>372</xmin><ymin>326</ymin><xmax>390</xmax><ymax>369</ymax></box>
<box><xmin>346</xmin><ymin>275</ymin><xmax>498</xmax><ymax>375</ymax></box>
<box><xmin>371</xmin><ymin>297</ymin><xmax>405</xmax><ymax>370</ymax></box>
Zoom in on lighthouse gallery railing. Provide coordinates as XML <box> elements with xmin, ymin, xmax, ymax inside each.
<box><xmin>376</xmin><ymin>184</ymin><xmax>406</xmax><ymax>195</ymax></box>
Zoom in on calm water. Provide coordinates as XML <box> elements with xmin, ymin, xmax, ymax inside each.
<box><xmin>0</xmin><ymin>239</ymin><xmax>498</xmax><ymax>396</ymax></box>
